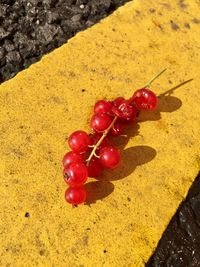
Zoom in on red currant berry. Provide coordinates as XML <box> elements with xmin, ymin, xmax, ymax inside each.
<box><xmin>99</xmin><ymin>146</ymin><xmax>121</xmax><ymax>169</ymax></box>
<box><xmin>112</xmin><ymin>97</ymin><xmax>125</xmax><ymax>107</ymax></box>
<box><xmin>94</xmin><ymin>100</ymin><xmax>113</xmax><ymax>115</ymax></box>
<box><xmin>65</xmin><ymin>186</ymin><xmax>87</xmax><ymax>205</ymax></box>
<box><xmin>63</xmin><ymin>151</ymin><xmax>83</xmax><ymax>167</ymax></box>
<box><xmin>121</xmin><ymin>105</ymin><xmax>139</xmax><ymax>122</ymax></box>
<box><xmin>64</xmin><ymin>162</ymin><xmax>88</xmax><ymax>187</ymax></box>
<box><xmin>112</xmin><ymin>100</ymin><xmax>134</xmax><ymax>120</ymax></box>
<box><xmin>87</xmin><ymin>157</ymin><xmax>103</xmax><ymax>177</ymax></box>
<box><xmin>111</xmin><ymin>121</ymin><xmax>125</xmax><ymax>136</ymax></box>
<box><xmin>68</xmin><ymin>130</ymin><xmax>91</xmax><ymax>153</ymax></box>
<box><xmin>90</xmin><ymin>113</ymin><xmax>112</xmax><ymax>133</ymax></box>
<box><xmin>131</xmin><ymin>88</ymin><xmax>157</xmax><ymax>110</ymax></box>
<box><xmin>90</xmin><ymin>133</ymin><xmax>109</xmax><ymax>149</ymax></box>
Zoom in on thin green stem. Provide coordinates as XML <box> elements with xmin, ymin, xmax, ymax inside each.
<box><xmin>143</xmin><ymin>68</ymin><xmax>167</xmax><ymax>88</ymax></box>
<box><xmin>86</xmin><ymin>116</ymin><xmax>118</xmax><ymax>165</ymax></box>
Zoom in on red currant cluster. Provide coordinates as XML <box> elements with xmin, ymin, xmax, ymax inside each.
<box><xmin>62</xmin><ymin>69</ymin><xmax>166</xmax><ymax>206</ymax></box>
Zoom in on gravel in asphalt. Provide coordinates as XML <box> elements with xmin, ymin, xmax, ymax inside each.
<box><xmin>0</xmin><ymin>0</ymin><xmax>130</xmax><ymax>83</ymax></box>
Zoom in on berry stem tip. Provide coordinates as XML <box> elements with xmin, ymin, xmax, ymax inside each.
<box><xmin>143</xmin><ymin>68</ymin><xmax>167</xmax><ymax>88</ymax></box>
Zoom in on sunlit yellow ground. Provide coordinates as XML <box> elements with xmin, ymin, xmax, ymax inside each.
<box><xmin>0</xmin><ymin>0</ymin><xmax>200</xmax><ymax>266</ymax></box>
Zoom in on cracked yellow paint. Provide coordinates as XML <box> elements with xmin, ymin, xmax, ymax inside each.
<box><xmin>0</xmin><ymin>0</ymin><xmax>200</xmax><ymax>266</ymax></box>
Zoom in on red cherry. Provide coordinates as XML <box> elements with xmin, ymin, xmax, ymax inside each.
<box><xmin>112</xmin><ymin>100</ymin><xmax>134</xmax><ymax>120</ymax></box>
<box><xmin>99</xmin><ymin>146</ymin><xmax>121</xmax><ymax>169</ymax></box>
<box><xmin>90</xmin><ymin>133</ymin><xmax>109</xmax><ymax>149</ymax></box>
<box><xmin>90</xmin><ymin>113</ymin><xmax>112</xmax><ymax>133</ymax></box>
<box><xmin>87</xmin><ymin>157</ymin><xmax>103</xmax><ymax>177</ymax></box>
<box><xmin>63</xmin><ymin>151</ymin><xmax>83</xmax><ymax>167</ymax></box>
<box><xmin>64</xmin><ymin>162</ymin><xmax>88</xmax><ymax>187</ymax></box>
<box><xmin>131</xmin><ymin>88</ymin><xmax>157</xmax><ymax>110</ymax></box>
<box><xmin>111</xmin><ymin>121</ymin><xmax>125</xmax><ymax>136</ymax></box>
<box><xmin>68</xmin><ymin>130</ymin><xmax>91</xmax><ymax>153</ymax></box>
<box><xmin>94</xmin><ymin>100</ymin><xmax>113</xmax><ymax>115</ymax></box>
<box><xmin>65</xmin><ymin>186</ymin><xmax>87</xmax><ymax>205</ymax></box>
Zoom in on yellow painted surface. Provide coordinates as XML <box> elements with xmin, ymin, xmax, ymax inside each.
<box><xmin>0</xmin><ymin>0</ymin><xmax>200</xmax><ymax>266</ymax></box>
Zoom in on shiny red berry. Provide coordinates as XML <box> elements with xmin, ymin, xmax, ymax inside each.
<box><xmin>65</xmin><ymin>186</ymin><xmax>87</xmax><ymax>205</ymax></box>
<box><xmin>63</xmin><ymin>151</ymin><xmax>83</xmax><ymax>167</ymax></box>
<box><xmin>112</xmin><ymin>97</ymin><xmax>125</xmax><ymax>107</ymax></box>
<box><xmin>131</xmin><ymin>88</ymin><xmax>157</xmax><ymax>110</ymax></box>
<box><xmin>94</xmin><ymin>100</ymin><xmax>113</xmax><ymax>115</ymax></box>
<box><xmin>99</xmin><ymin>146</ymin><xmax>121</xmax><ymax>169</ymax></box>
<box><xmin>64</xmin><ymin>162</ymin><xmax>88</xmax><ymax>187</ymax></box>
<box><xmin>121</xmin><ymin>106</ymin><xmax>139</xmax><ymax>122</ymax></box>
<box><xmin>87</xmin><ymin>157</ymin><xmax>103</xmax><ymax>177</ymax></box>
<box><xmin>112</xmin><ymin>100</ymin><xmax>134</xmax><ymax>120</ymax></box>
<box><xmin>68</xmin><ymin>130</ymin><xmax>91</xmax><ymax>153</ymax></box>
<box><xmin>111</xmin><ymin>121</ymin><xmax>125</xmax><ymax>136</ymax></box>
<box><xmin>90</xmin><ymin>113</ymin><xmax>112</xmax><ymax>132</ymax></box>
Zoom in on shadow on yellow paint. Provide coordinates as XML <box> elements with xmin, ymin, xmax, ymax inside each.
<box><xmin>104</xmin><ymin>146</ymin><xmax>157</xmax><ymax>181</ymax></box>
<box><xmin>85</xmin><ymin>181</ymin><xmax>115</xmax><ymax>205</ymax></box>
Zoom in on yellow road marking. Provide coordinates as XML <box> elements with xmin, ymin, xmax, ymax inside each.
<box><xmin>0</xmin><ymin>0</ymin><xmax>200</xmax><ymax>266</ymax></box>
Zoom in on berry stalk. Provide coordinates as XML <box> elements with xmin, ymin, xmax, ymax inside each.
<box><xmin>86</xmin><ymin>116</ymin><xmax>118</xmax><ymax>164</ymax></box>
<box><xmin>143</xmin><ymin>68</ymin><xmax>167</xmax><ymax>88</ymax></box>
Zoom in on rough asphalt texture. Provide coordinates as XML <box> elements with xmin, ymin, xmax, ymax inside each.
<box><xmin>147</xmin><ymin>173</ymin><xmax>200</xmax><ymax>267</ymax></box>
<box><xmin>0</xmin><ymin>0</ymin><xmax>130</xmax><ymax>83</ymax></box>
<box><xmin>0</xmin><ymin>1</ymin><xmax>200</xmax><ymax>266</ymax></box>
